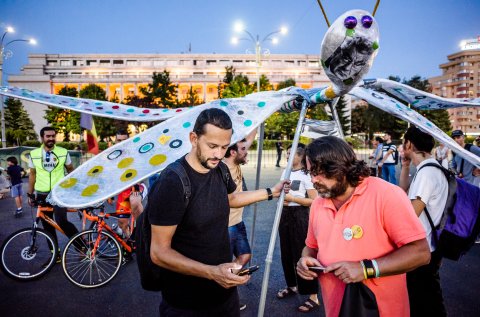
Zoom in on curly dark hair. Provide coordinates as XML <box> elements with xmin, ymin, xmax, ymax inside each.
<box><xmin>303</xmin><ymin>136</ymin><xmax>371</xmax><ymax>187</ymax></box>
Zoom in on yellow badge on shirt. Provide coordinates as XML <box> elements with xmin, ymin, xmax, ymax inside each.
<box><xmin>351</xmin><ymin>225</ymin><xmax>363</xmax><ymax>239</ymax></box>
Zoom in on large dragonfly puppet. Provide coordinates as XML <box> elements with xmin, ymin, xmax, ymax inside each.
<box><xmin>1</xmin><ymin>9</ymin><xmax>480</xmax><ymax>209</ymax></box>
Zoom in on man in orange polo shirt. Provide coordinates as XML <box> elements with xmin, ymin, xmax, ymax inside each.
<box><xmin>296</xmin><ymin>136</ymin><xmax>430</xmax><ymax>317</ymax></box>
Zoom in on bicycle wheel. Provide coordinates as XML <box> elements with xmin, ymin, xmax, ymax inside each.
<box><xmin>62</xmin><ymin>229</ymin><xmax>122</xmax><ymax>288</ymax></box>
<box><xmin>0</xmin><ymin>228</ymin><xmax>58</xmax><ymax>281</ymax></box>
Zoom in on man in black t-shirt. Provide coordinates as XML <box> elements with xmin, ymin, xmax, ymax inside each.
<box><xmin>148</xmin><ymin>108</ymin><xmax>289</xmax><ymax>316</ymax></box>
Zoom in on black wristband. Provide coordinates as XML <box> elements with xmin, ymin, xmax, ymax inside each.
<box><xmin>266</xmin><ymin>188</ymin><xmax>273</xmax><ymax>201</ymax></box>
<box><xmin>363</xmin><ymin>259</ymin><xmax>376</xmax><ymax>279</ymax></box>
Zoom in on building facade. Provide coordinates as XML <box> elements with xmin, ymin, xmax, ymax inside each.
<box><xmin>8</xmin><ymin>53</ymin><xmax>331</xmax><ymax>136</ymax></box>
<box><xmin>429</xmin><ymin>39</ymin><xmax>480</xmax><ymax>135</ymax></box>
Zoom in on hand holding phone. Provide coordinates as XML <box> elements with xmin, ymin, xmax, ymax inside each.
<box><xmin>236</xmin><ymin>265</ymin><xmax>260</xmax><ymax>276</ymax></box>
<box><xmin>308</xmin><ymin>266</ymin><xmax>325</xmax><ymax>274</ymax></box>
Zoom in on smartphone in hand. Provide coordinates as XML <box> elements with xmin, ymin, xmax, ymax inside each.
<box><xmin>308</xmin><ymin>266</ymin><xmax>325</xmax><ymax>274</ymax></box>
<box><xmin>237</xmin><ymin>265</ymin><xmax>260</xmax><ymax>276</ymax></box>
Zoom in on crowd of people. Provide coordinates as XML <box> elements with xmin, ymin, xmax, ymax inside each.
<box><xmin>3</xmin><ymin>109</ymin><xmax>480</xmax><ymax>316</ymax></box>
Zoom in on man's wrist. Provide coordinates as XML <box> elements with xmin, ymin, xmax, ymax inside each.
<box><xmin>265</xmin><ymin>188</ymin><xmax>273</xmax><ymax>201</ymax></box>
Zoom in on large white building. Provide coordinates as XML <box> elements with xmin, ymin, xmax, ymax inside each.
<box><xmin>429</xmin><ymin>38</ymin><xmax>480</xmax><ymax>135</ymax></box>
<box><xmin>8</xmin><ymin>53</ymin><xmax>331</xmax><ymax>136</ymax></box>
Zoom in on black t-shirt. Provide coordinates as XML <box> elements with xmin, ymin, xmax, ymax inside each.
<box><xmin>7</xmin><ymin>165</ymin><xmax>22</xmax><ymax>186</ymax></box>
<box><xmin>147</xmin><ymin>156</ymin><xmax>237</xmax><ymax>310</ymax></box>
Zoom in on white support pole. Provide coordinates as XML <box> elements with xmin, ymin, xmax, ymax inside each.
<box><xmin>329</xmin><ymin>97</ymin><xmax>344</xmax><ymax>139</ymax></box>
<box><xmin>249</xmin><ymin>122</ymin><xmax>264</xmax><ymax>264</ymax></box>
<box><xmin>257</xmin><ymin>99</ymin><xmax>309</xmax><ymax>317</ymax></box>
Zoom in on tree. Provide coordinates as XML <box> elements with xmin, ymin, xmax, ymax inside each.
<box><xmin>4</xmin><ymin>98</ymin><xmax>37</xmax><ymax>146</ymax></box>
<box><xmin>259</xmin><ymin>74</ymin><xmax>273</xmax><ymax>91</ymax></box>
<box><xmin>140</xmin><ymin>70</ymin><xmax>179</xmax><ymax>108</ymax></box>
<box><xmin>276</xmin><ymin>78</ymin><xmax>296</xmax><ymax>90</ymax></box>
<box><xmin>79</xmin><ymin>84</ymin><xmax>117</xmax><ymax>141</ymax></box>
<box><xmin>265</xmin><ymin>112</ymin><xmax>301</xmax><ymax>140</ymax></box>
<box><xmin>221</xmin><ymin>74</ymin><xmax>255</xmax><ymax>98</ymax></box>
<box><xmin>44</xmin><ymin>86</ymin><xmax>81</xmax><ymax>141</ymax></box>
<box><xmin>180</xmin><ymin>87</ymin><xmax>203</xmax><ymax>107</ymax></box>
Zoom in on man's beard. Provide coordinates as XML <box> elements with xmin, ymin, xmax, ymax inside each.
<box><xmin>44</xmin><ymin>140</ymin><xmax>55</xmax><ymax>148</ymax></box>
<box><xmin>314</xmin><ymin>179</ymin><xmax>348</xmax><ymax>199</ymax></box>
<box><xmin>196</xmin><ymin>147</ymin><xmax>221</xmax><ymax>170</ymax></box>
<box><xmin>234</xmin><ymin>155</ymin><xmax>247</xmax><ymax>165</ymax></box>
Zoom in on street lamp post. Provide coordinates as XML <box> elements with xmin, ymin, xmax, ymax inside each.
<box><xmin>231</xmin><ymin>23</ymin><xmax>287</xmax><ymax>263</ymax></box>
<box><xmin>231</xmin><ymin>22</ymin><xmax>287</xmax><ymax>93</ymax></box>
<box><xmin>0</xmin><ymin>26</ymin><xmax>37</xmax><ymax>148</ymax></box>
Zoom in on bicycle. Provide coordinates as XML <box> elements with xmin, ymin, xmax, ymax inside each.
<box><xmin>61</xmin><ymin>205</ymin><xmax>135</xmax><ymax>288</ymax></box>
<box><xmin>0</xmin><ymin>196</ymin><xmax>81</xmax><ymax>281</ymax></box>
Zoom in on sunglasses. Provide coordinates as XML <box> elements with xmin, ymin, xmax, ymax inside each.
<box><xmin>46</xmin><ymin>151</ymin><xmax>51</xmax><ymax>162</ymax></box>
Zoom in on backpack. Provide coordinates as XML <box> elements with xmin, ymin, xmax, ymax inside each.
<box><xmin>135</xmin><ymin>159</ymin><xmax>230</xmax><ymax>291</ymax></box>
<box><xmin>417</xmin><ymin>163</ymin><xmax>480</xmax><ymax>261</ymax></box>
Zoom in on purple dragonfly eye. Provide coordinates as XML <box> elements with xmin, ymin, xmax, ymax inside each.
<box><xmin>361</xmin><ymin>15</ymin><xmax>373</xmax><ymax>28</ymax></box>
<box><xmin>344</xmin><ymin>16</ymin><xmax>357</xmax><ymax>29</ymax></box>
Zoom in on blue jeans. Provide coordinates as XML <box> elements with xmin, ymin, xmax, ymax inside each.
<box><xmin>228</xmin><ymin>221</ymin><xmax>251</xmax><ymax>258</ymax></box>
<box><xmin>382</xmin><ymin>163</ymin><xmax>397</xmax><ymax>185</ymax></box>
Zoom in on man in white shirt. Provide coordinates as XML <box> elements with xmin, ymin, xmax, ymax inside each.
<box><xmin>399</xmin><ymin>126</ymin><xmax>448</xmax><ymax>317</ymax></box>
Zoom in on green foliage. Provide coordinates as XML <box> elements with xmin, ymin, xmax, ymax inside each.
<box><xmin>44</xmin><ymin>85</ymin><xmax>81</xmax><ymax>142</ymax></box>
<box><xmin>180</xmin><ymin>87</ymin><xmax>203</xmax><ymax>106</ymax></box>
<box><xmin>276</xmin><ymin>78</ymin><xmax>296</xmax><ymax>90</ymax></box>
<box><xmin>221</xmin><ymin>74</ymin><xmax>255</xmax><ymax>98</ymax></box>
<box><xmin>259</xmin><ymin>74</ymin><xmax>273</xmax><ymax>91</ymax></box>
<box><xmin>22</xmin><ymin>140</ymin><xmax>42</xmax><ymax>147</ymax></box>
<box><xmin>265</xmin><ymin>112</ymin><xmax>302</xmax><ymax>140</ymax></box>
<box><xmin>79</xmin><ymin>84</ymin><xmax>117</xmax><ymax>141</ymax></box>
<box><xmin>223</xmin><ymin>66</ymin><xmax>235</xmax><ymax>84</ymax></box>
<box><xmin>140</xmin><ymin>70</ymin><xmax>179</xmax><ymax>108</ymax></box>
<box><xmin>4</xmin><ymin>98</ymin><xmax>37</xmax><ymax>146</ymax></box>
<box><xmin>47</xmin><ymin>87</ymin><xmax>79</xmax><ymax>130</ymax></box>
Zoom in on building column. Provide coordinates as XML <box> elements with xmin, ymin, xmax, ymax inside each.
<box><xmin>203</xmin><ymin>83</ymin><xmax>207</xmax><ymax>102</ymax></box>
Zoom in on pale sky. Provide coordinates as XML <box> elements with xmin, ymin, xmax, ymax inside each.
<box><xmin>1</xmin><ymin>0</ymin><xmax>479</xmax><ymax>83</ymax></box>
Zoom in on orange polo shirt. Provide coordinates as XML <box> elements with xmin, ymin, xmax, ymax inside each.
<box><xmin>306</xmin><ymin>176</ymin><xmax>426</xmax><ymax>317</ymax></box>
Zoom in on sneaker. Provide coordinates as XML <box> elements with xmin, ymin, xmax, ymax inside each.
<box><xmin>14</xmin><ymin>209</ymin><xmax>23</xmax><ymax>217</ymax></box>
<box><xmin>239</xmin><ymin>303</ymin><xmax>247</xmax><ymax>311</ymax></box>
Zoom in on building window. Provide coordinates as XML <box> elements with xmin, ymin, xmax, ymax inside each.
<box><xmin>126</xmin><ymin>60</ymin><xmax>138</xmax><ymax>66</ymax></box>
<box><xmin>47</xmin><ymin>60</ymin><xmax>58</xmax><ymax>66</ymax></box>
<box><xmin>100</xmin><ymin>60</ymin><xmax>110</xmax><ymax>65</ymax></box>
<box><xmin>113</xmin><ymin>60</ymin><xmax>124</xmax><ymax>65</ymax></box>
<box><xmin>86</xmin><ymin>60</ymin><xmax>98</xmax><ymax>66</ymax></box>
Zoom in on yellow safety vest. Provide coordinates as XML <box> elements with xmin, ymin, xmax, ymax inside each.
<box><xmin>30</xmin><ymin>145</ymin><xmax>68</xmax><ymax>193</ymax></box>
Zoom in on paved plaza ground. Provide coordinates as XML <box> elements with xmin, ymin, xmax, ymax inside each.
<box><xmin>0</xmin><ymin>164</ymin><xmax>479</xmax><ymax>316</ymax></box>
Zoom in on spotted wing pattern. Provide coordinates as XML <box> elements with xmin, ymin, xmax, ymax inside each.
<box><xmin>49</xmin><ymin>91</ymin><xmax>299</xmax><ymax>208</ymax></box>
<box><xmin>363</xmin><ymin>78</ymin><xmax>480</xmax><ymax>110</ymax></box>
<box><xmin>0</xmin><ymin>86</ymin><xmax>190</xmax><ymax>122</ymax></box>
<box><xmin>350</xmin><ymin>86</ymin><xmax>480</xmax><ymax>168</ymax></box>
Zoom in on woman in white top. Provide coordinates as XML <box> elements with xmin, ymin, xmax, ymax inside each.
<box><xmin>276</xmin><ymin>143</ymin><xmax>320</xmax><ymax>313</ymax></box>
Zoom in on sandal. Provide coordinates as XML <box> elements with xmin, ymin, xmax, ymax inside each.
<box><xmin>276</xmin><ymin>287</ymin><xmax>298</xmax><ymax>299</ymax></box>
<box><xmin>297</xmin><ymin>299</ymin><xmax>320</xmax><ymax>313</ymax></box>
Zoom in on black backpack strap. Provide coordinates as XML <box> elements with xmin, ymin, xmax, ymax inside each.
<box><xmin>415</xmin><ymin>162</ymin><xmax>459</xmax><ymax>240</ymax></box>
<box><xmin>218</xmin><ymin>161</ymin><xmax>230</xmax><ymax>187</ymax></box>
<box><xmin>168</xmin><ymin>161</ymin><xmax>191</xmax><ymax>208</ymax></box>
<box><xmin>424</xmin><ymin>206</ymin><xmax>440</xmax><ymax>247</ymax></box>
